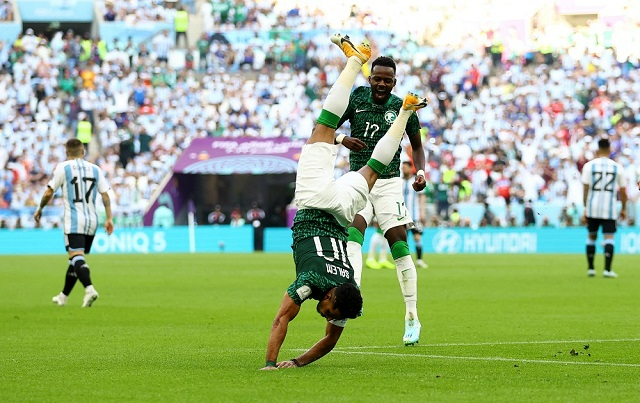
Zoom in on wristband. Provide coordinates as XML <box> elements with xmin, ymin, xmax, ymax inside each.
<box><xmin>335</xmin><ymin>134</ymin><xmax>346</xmax><ymax>144</ymax></box>
<box><xmin>291</xmin><ymin>358</ymin><xmax>302</xmax><ymax>367</ymax></box>
<box><xmin>265</xmin><ymin>361</ymin><xmax>277</xmax><ymax>367</ymax></box>
<box><xmin>416</xmin><ymin>169</ymin><xmax>425</xmax><ymax>178</ymax></box>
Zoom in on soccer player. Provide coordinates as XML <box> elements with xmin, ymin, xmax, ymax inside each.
<box><xmin>364</xmin><ymin>220</ymin><xmax>393</xmax><ymax>269</ymax></box>
<box><xmin>581</xmin><ymin>138</ymin><xmax>627</xmax><ymax>278</ymax></box>
<box><xmin>34</xmin><ymin>138</ymin><xmax>114</xmax><ymax>307</ymax></box>
<box><xmin>262</xmin><ymin>35</ymin><xmax>427</xmax><ymax>370</ymax></box>
<box><xmin>401</xmin><ymin>160</ymin><xmax>428</xmax><ymax>269</ymax></box>
<box><xmin>336</xmin><ymin>56</ymin><xmax>427</xmax><ymax>345</ymax></box>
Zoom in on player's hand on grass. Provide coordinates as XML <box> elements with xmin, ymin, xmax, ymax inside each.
<box><xmin>412</xmin><ymin>175</ymin><xmax>426</xmax><ymax>191</ymax></box>
<box><xmin>277</xmin><ymin>360</ymin><xmax>298</xmax><ymax>368</ymax></box>
<box><xmin>104</xmin><ymin>218</ymin><xmax>114</xmax><ymax>235</ymax></box>
<box><xmin>341</xmin><ymin>136</ymin><xmax>368</xmax><ymax>152</ymax></box>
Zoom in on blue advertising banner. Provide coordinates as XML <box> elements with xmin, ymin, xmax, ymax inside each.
<box><xmin>2</xmin><ymin>226</ymin><xmax>639</xmax><ymax>255</ymax></box>
<box><xmin>0</xmin><ymin>226</ymin><xmax>252</xmax><ymax>255</ymax></box>
<box><xmin>263</xmin><ymin>227</ymin><xmax>640</xmax><ymax>255</ymax></box>
<box><xmin>18</xmin><ymin>0</ymin><xmax>94</xmax><ymax>22</ymax></box>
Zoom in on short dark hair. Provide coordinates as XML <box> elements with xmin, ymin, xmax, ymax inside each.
<box><xmin>598</xmin><ymin>138</ymin><xmax>610</xmax><ymax>150</ymax></box>
<box><xmin>371</xmin><ymin>56</ymin><xmax>396</xmax><ymax>73</ymax></box>
<box><xmin>333</xmin><ymin>283</ymin><xmax>363</xmax><ymax>319</ymax></box>
<box><xmin>65</xmin><ymin>138</ymin><xmax>84</xmax><ymax>155</ymax></box>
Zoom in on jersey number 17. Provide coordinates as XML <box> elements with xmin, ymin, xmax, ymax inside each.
<box><xmin>71</xmin><ymin>176</ymin><xmax>96</xmax><ymax>203</ymax></box>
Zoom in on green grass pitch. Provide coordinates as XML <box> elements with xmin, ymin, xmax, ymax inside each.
<box><xmin>1</xmin><ymin>253</ymin><xmax>639</xmax><ymax>402</ymax></box>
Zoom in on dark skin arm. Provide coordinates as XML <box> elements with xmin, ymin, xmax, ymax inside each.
<box><xmin>261</xmin><ymin>292</ymin><xmax>301</xmax><ymax>370</ymax></box>
<box><xmin>277</xmin><ymin>321</ymin><xmax>344</xmax><ymax>368</ymax></box>
<box><xmin>341</xmin><ymin>136</ymin><xmax>368</xmax><ymax>152</ymax></box>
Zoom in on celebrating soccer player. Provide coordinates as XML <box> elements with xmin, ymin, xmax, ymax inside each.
<box><xmin>335</xmin><ymin>55</ymin><xmax>427</xmax><ymax>345</ymax></box>
<box><xmin>262</xmin><ymin>34</ymin><xmax>427</xmax><ymax>370</ymax></box>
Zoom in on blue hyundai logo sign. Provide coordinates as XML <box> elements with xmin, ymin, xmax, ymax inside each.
<box><xmin>432</xmin><ymin>230</ymin><xmax>463</xmax><ymax>254</ymax></box>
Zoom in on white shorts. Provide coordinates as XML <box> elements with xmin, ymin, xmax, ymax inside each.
<box><xmin>294</xmin><ymin>143</ymin><xmax>369</xmax><ymax>227</ymax></box>
<box><xmin>359</xmin><ymin>177</ymin><xmax>414</xmax><ymax>234</ymax></box>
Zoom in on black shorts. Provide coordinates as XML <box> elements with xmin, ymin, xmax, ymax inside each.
<box><xmin>409</xmin><ymin>222</ymin><xmax>423</xmax><ymax>235</ymax></box>
<box><xmin>65</xmin><ymin>234</ymin><xmax>95</xmax><ymax>254</ymax></box>
<box><xmin>586</xmin><ymin>218</ymin><xmax>617</xmax><ymax>234</ymax></box>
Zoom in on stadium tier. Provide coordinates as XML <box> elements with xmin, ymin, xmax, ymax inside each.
<box><xmin>0</xmin><ymin>1</ymin><xmax>638</xmax><ymax>230</ymax></box>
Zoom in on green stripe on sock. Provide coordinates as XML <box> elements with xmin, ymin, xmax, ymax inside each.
<box><xmin>366</xmin><ymin>158</ymin><xmax>387</xmax><ymax>175</ymax></box>
<box><xmin>317</xmin><ymin>109</ymin><xmax>341</xmax><ymax>129</ymax></box>
<box><xmin>348</xmin><ymin>227</ymin><xmax>364</xmax><ymax>245</ymax></box>
<box><xmin>391</xmin><ymin>241</ymin><xmax>410</xmax><ymax>259</ymax></box>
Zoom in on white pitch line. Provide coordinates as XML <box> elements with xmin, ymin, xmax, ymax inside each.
<box><xmin>331</xmin><ymin>350</ymin><xmax>640</xmax><ymax>368</ymax></box>
<box><xmin>338</xmin><ymin>338</ymin><xmax>640</xmax><ymax>349</ymax></box>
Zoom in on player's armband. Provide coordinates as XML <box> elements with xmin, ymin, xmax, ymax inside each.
<box><xmin>329</xmin><ymin>318</ymin><xmax>348</xmax><ymax>327</ymax></box>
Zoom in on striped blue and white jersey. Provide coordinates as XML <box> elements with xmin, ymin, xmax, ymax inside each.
<box><xmin>581</xmin><ymin>157</ymin><xmax>626</xmax><ymax>220</ymax></box>
<box><xmin>47</xmin><ymin>158</ymin><xmax>110</xmax><ymax>235</ymax></box>
<box><xmin>402</xmin><ymin>175</ymin><xmax>423</xmax><ymax>223</ymax></box>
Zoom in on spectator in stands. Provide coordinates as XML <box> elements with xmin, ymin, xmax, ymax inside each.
<box><xmin>0</xmin><ymin>0</ymin><xmax>13</xmax><ymax>21</ymax></box>
<box><xmin>230</xmin><ymin>205</ymin><xmax>245</xmax><ymax>227</ymax></box>
<box><xmin>523</xmin><ymin>200</ymin><xmax>536</xmax><ymax>227</ymax></box>
<box><xmin>174</xmin><ymin>5</ymin><xmax>189</xmax><ymax>49</ymax></box>
<box><xmin>153</xmin><ymin>30</ymin><xmax>172</xmax><ymax>63</ymax></box>
<box><xmin>104</xmin><ymin>2</ymin><xmax>116</xmax><ymax>21</ymax></box>
<box><xmin>152</xmin><ymin>203</ymin><xmax>175</xmax><ymax>228</ymax></box>
<box><xmin>208</xmin><ymin>205</ymin><xmax>226</xmax><ymax>225</ymax></box>
<box><xmin>246</xmin><ymin>202</ymin><xmax>265</xmax><ymax>225</ymax></box>
<box><xmin>480</xmin><ymin>202</ymin><xmax>498</xmax><ymax>227</ymax></box>
<box><xmin>76</xmin><ymin>112</ymin><xmax>92</xmax><ymax>150</ymax></box>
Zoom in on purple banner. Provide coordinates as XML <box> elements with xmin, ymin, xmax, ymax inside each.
<box><xmin>173</xmin><ymin>138</ymin><xmax>306</xmax><ymax>175</ymax></box>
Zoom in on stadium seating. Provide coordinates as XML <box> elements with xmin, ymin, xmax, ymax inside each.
<box><xmin>1</xmin><ymin>5</ymin><xmax>639</xmax><ymax>229</ymax></box>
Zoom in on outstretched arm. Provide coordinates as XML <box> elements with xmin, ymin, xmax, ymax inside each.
<box><xmin>277</xmin><ymin>321</ymin><xmax>344</xmax><ymax>368</ymax></box>
<box><xmin>261</xmin><ymin>292</ymin><xmax>301</xmax><ymax>370</ymax></box>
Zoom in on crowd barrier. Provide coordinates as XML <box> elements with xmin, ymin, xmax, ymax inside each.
<box><xmin>1</xmin><ymin>226</ymin><xmax>640</xmax><ymax>255</ymax></box>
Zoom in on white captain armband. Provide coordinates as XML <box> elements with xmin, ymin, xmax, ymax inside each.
<box><xmin>296</xmin><ymin>285</ymin><xmax>312</xmax><ymax>301</ymax></box>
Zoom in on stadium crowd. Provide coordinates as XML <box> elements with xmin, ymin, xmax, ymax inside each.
<box><xmin>1</xmin><ymin>4</ymin><xmax>639</xmax><ymax>229</ymax></box>
<box><xmin>0</xmin><ymin>0</ymin><xmax>13</xmax><ymax>22</ymax></box>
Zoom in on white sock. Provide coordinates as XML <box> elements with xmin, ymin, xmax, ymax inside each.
<box><xmin>367</xmin><ymin>232</ymin><xmax>378</xmax><ymax>260</ymax></box>
<box><xmin>370</xmin><ymin>108</ymin><xmax>412</xmax><ymax>166</ymax></box>
<box><xmin>85</xmin><ymin>285</ymin><xmax>95</xmax><ymax>293</ymax></box>
<box><xmin>322</xmin><ymin>57</ymin><xmax>363</xmax><ymax>117</ymax></box>
<box><xmin>368</xmin><ymin>232</ymin><xmax>383</xmax><ymax>260</ymax></box>
<box><xmin>347</xmin><ymin>241</ymin><xmax>363</xmax><ymax>287</ymax></box>
<box><xmin>379</xmin><ymin>239</ymin><xmax>389</xmax><ymax>262</ymax></box>
<box><xmin>395</xmin><ymin>255</ymin><xmax>418</xmax><ymax>320</ymax></box>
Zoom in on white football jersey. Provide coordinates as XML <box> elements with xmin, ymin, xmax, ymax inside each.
<box><xmin>402</xmin><ymin>175</ymin><xmax>423</xmax><ymax>223</ymax></box>
<box><xmin>581</xmin><ymin>157</ymin><xmax>626</xmax><ymax>220</ymax></box>
<box><xmin>48</xmin><ymin>158</ymin><xmax>110</xmax><ymax>235</ymax></box>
